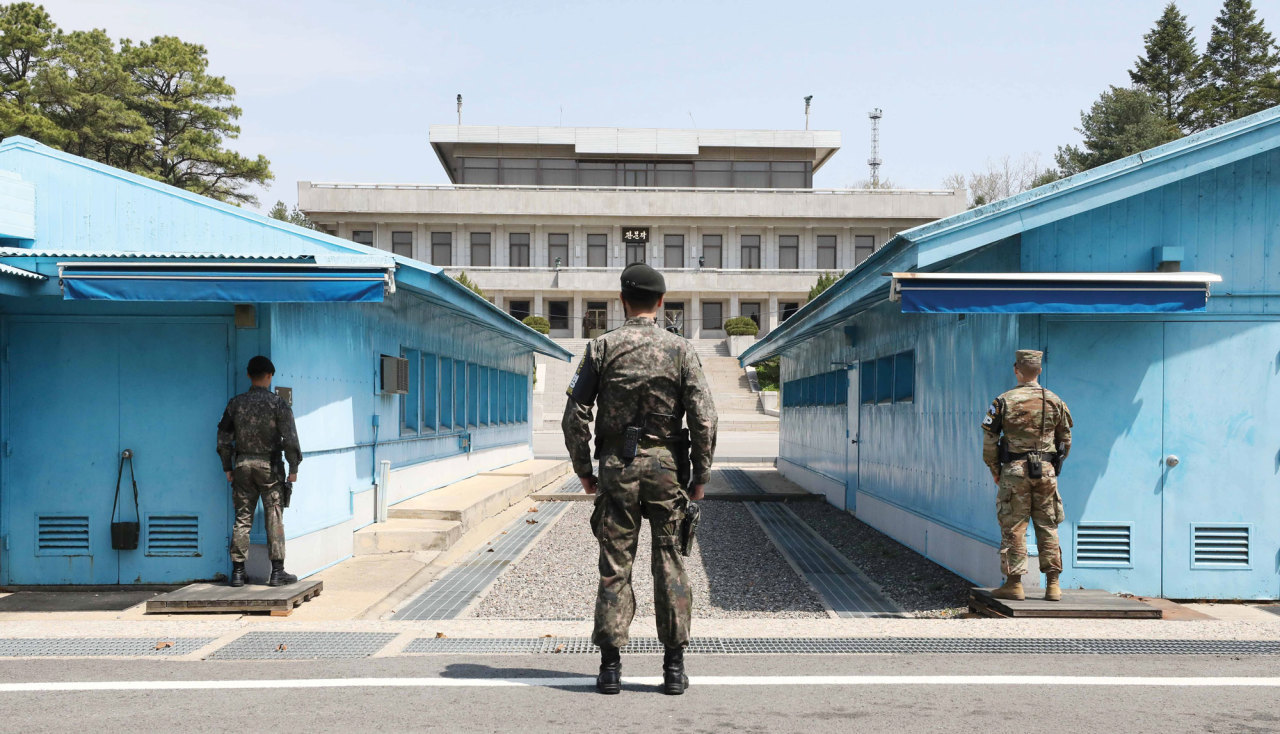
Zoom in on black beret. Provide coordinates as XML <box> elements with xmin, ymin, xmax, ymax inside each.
<box><xmin>620</xmin><ymin>263</ymin><xmax>666</xmax><ymax>294</ymax></box>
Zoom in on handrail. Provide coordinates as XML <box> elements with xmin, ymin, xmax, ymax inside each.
<box><xmin>305</xmin><ymin>182</ymin><xmax>960</xmax><ymax>196</ymax></box>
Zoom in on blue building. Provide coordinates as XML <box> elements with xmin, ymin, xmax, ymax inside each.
<box><xmin>0</xmin><ymin>137</ymin><xmax>570</xmax><ymax>586</ymax></box>
<box><xmin>743</xmin><ymin>106</ymin><xmax>1280</xmax><ymax>600</ymax></box>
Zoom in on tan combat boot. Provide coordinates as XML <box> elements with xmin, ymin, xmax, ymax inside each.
<box><xmin>991</xmin><ymin>574</ymin><xmax>1025</xmax><ymax>601</ymax></box>
<box><xmin>1044</xmin><ymin>572</ymin><xmax>1062</xmax><ymax>602</ymax></box>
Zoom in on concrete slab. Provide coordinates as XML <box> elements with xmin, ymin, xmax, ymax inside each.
<box><xmin>353</xmin><ymin>519</ymin><xmax>463</xmax><ymax>555</ymax></box>
<box><xmin>389</xmin><ymin>474</ymin><xmax>531</xmax><ymax>531</ymax></box>
<box><xmin>146</xmin><ymin>580</ymin><xmax>322</xmax><ymax>617</ymax></box>
<box><xmin>481</xmin><ymin>459</ymin><xmax>569</xmax><ymax>490</ymax></box>
<box><xmin>970</xmin><ymin>588</ymin><xmax>1163</xmax><ymax>619</ymax></box>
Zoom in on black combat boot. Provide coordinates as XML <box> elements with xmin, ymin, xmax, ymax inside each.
<box><xmin>229</xmin><ymin>562</ymin><xmax>247</xmax><ymax>588</ymax></box>
<box><xmin>662</xmin><ymin>646</ymin><xmax>689</xmax><ymax>695</ymax></box>
<box><xmin>596</xmin><ymin>645</ymin><xmax>621</xmax><ymax>695</ymax></box>
<box><xmin>267</xmin><ymin>560</ymin><xmax>297</xmax><ymax>587</ymax></box>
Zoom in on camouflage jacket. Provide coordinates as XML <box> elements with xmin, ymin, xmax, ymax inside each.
<box><xmin>562</xmin><ymin>317</ymin><xmax>718</xmax><ymax>485</ymax></box>
<box><xmin>216</xmin><ymin>386</ymin><xmax>303</xmax><ymax>474</ymax></box>
<box><xmin>981</xmin><ymin>380</ymin><xmax>1072</xmax><ymax>476</ymax></box>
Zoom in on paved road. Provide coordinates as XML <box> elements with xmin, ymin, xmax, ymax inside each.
<box><xmin>3</xmin><ymin>654</ymin><xmax>1278</xmax><ymax>733</ymax></box>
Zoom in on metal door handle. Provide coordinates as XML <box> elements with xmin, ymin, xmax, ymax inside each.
<box><xmin>851</xmin><ymin>439</ymin><xmax>859</xmax><ymax>444</ymax></box>
<box><xmin>1165</xmin><ymin>454</ymin><xmax>1179</xmax><ymax>468</ymax></box>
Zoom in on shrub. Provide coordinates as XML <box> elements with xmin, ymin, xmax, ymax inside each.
<box><xmin>522</xmin><ymin>315</ymin><xmax>550</xmax><ymax>334</ymax></box>
<box><xmin>724</xmin><ymin>316</ymin><xmax>759</xmax><ymax>336</ymax></box>
<box><xmin>753</xmin><ymin>357</ymin><xmax>780</xmax><ymax>391</ymax></box>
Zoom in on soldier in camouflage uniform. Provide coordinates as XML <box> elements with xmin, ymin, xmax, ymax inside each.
<box><xmin>981</xmin><ymin>349</ymin><xmax>1072</xmax><ymax>602</ymax></box>
<box><xmin>563</xmin><ymin>263</ymin><xmax>718</xmax><ymax>696</ymax></box>
<box><xmin>216</xmin><ymin>356</ymin><xmax>302</xmax><ymax>588</ymax></box>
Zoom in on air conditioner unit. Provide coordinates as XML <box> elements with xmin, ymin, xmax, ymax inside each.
<box><xmin>380</xmin><ymin>354</ymin><xmax>410</xmax><ymax>395</ymax></box>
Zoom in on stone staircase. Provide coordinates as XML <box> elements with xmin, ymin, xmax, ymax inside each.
<box><xmin>352</xmin><ymin>459</ymin><xmax>569</xmax><ymax>555</ymax></box>
<box><xmin>536</xmin><ymin>337</ymin><xmax>776</xmax><ymax>432</ymax></box>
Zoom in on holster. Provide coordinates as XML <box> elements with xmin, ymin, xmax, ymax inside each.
<box><xmin>271</xmin><ymin>457</ymin><xmax>293</xmax><ymax>509</ymax></box>
<box><xmin>1051</xmin><ymin>442</ymin><xmax>1066</xmax><ymax>477</ymax></box>
<box><xmin>997</xmin><ymin>437</ymin><xmax>1011</xmax><ymax>465</ymax></box>
<box><xmin>679</xmin><ymin>501</ymin><xmax>700</xmax><ymax>557</ymax></box>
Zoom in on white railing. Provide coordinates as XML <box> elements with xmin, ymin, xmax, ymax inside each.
<box><xmin>306</xmin><ymin>182</ymin><xmax>960</xmax><ymax>196</ymax></box>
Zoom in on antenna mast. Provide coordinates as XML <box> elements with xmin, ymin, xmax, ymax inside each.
<box><xmin>456</xmin><ymin>94</ymin><xmax>462</xmax><ymax>125</ymax></box>
<box><xmin>804</xmin><ymin>95</ymin><xmax>813</xmax><ymax>130</ymax></box>
<box><xmin>867</xmin><ymin>108</ymin><xmax>883</xmax><ymax>187</ymax></box>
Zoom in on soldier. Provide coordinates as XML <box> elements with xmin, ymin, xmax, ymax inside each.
<box><xmin>981</xmin><ymin>349</ymin><xmax>1072</xmax><ymax>602</ymax></box>
<box><xmin>216</xmin><ymin>356</ymin><xmax>302</xmax><ymax>588</ymax></box>
<box><xmin>563</xmin><ymin>263</ymin><xmax>718</xmax><ymax>696</ymax></box>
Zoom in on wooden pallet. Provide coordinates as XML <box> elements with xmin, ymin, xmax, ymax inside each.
<box><xmin>969</xmin><ymin>587</ymin><xmax>1162</xmax><ymax>619</ymax></box>
<box><xmin>146</xmin><ymin>580</ymin><xmax>323</xmax><ymax>617</ymax></box>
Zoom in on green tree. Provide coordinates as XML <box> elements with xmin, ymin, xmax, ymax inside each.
<box><xmin>454</xmin><ymin>271</ymin><xmax>486</xmax><ymax>298</ymax></box>
<box><xmin>1130</xmin><ymin>2</ymin><xmax>1202</xmax><ymax>131</ymax></box>
<box><xmin>809</xmin><ymin>272</ymin><xmax>843</xmax><ymax>300</ymax></box>
<box><xmin>119</xmin><ymin>36</ymin><xmax>271</xmax><ymax>205</ymax></box>
<box><xmin>32</xmin><ymin>29</ymin><xmax>148</xmax><ymax>162</ymax></box>
<box><xmin>267</xmin><ymin>200</ymin><xmax>319</xmax><ymax>230</ymax></box>
<box><xmin>1186</xmin><ymin>0</ymin><xmax>1280</xmax><ymax>130</ymax></box>
<box><xmin>1055</xmin><ymin>86</ymin><xmax>1182</xmax><ymax>175</ymax></box>
<box><xmin>0</xmin><ymin>2</ymin><xmax>60</xmax><ymax>140</ymax></box>
<box><xmin>522</xmin><ymin>315</ymin><xmax>550</xmax><ymax>334</ymax></box>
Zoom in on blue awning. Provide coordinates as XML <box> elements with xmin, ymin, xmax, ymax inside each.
<box><xmin>891</xmin><ymin>272</ymin><xmax>1222</xmax><ymax>314</ymax></box>
<box><xmin>60</xmin><ymin>263</ymin><xmax>390</xmax><ymax>303</ymax></box>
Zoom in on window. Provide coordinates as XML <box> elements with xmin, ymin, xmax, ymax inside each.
<box><xmin>702</xmin><ymin>302</ymin><xmax>723</xmax><ymax>331</ymax></box>
<box><xmin>587</xmin><ymin>233</ymin><xmax>607</xmax><ymax>267</ymax></box>
<box><xmin>741</xmin><ymin>235</ymin><xmax>761</xmax><ymax>269</ymax></box>
<box><xmin>664</xmin><ymin>234</ymin><xmax>684</xmax><ymax>269</ymax></box>
<box><xmin>508</xmin><ymin>301</ymin><xmax>531</xmax><ymax>321</ymax></box>
<box><xmin>470</xmin><ymin>232</ymin><xmax>491</xmax><ymax>266</ymax></box>
<box><xmin>854</xmin><ymin>235</ymin><xmax>875</xmax><ymax>265</ymax></box>
<box><xmin>500</xmin><ymin>158</ymin><xmax>537</xmax><ymax>185</ymax></box>
<box><xmin>701</xmin><ymin>234</ymin><xmax>722</xmax><ymax>268</ymax></box>
<box><xmin>549</xmin><ymin>233</ymin><xmax>569</xmax><ymax>268</ymax></box>
<box><xmin>352</xmin><ymin>230</ymin><xmax>373</xmax><ymax>247</ymax></box>
<box><xmin>391</xmin><ymin>231</ymin><xmax>413</xmax><ymax>258</ymax></box>
<box><xmin>422</xmin><ymin>355</ymin><xmax>437</xmax><ymax>431</ymax></box>
<box><xmin>778</xmin><ymin>235</ymin><xmax>799</xmax><ymax>269</ymax></box>
<box><xmin>860</xmin><ymin>363</ymin><xmax>876</xmax><ymax>405</ymax></box>
<box><xmin>626</xmin><ymin>241</ymin><xmax>645</xmax><ymax>264</ymax></box>
<box><xmin>548</xmin><ymin>301</ymin><xmax>569</xmax><ymax>331</ymax></box>
<box><xmin>875</xmin><ymin>357</ymin><xmax>894</xmax><ymax>404</ymax></box>
<box><xmin>460</xmin><ymin>157</ymin><xmax>498</xmax><ymax>185</ymax></box>
<box><xmin>540</xmin><ymin>158</ymin><xmax>575</xmax><ymax>186</ymax></box>
<box><xmin>783</xmin><ymin>370</ymin><xmax>848</xmax><ymax>407</ymax></box>
<box><xmin>454</xmin><ymin>361</ymin><xmax>467</xmax><ymax>429</ymax></box>
<box><xmin>578</xmin><ymin>162</ymin><xmax>616</xmax><ymax>186</ymax></box>
<box><xmin>741</xmin><ymin>302</ymin><xmax>761</xmax><ymax>328</ymax></box>
<box><xmin>401</xmin><ymin>348</ymin><xmax>420</xmax><ymax>434</ymax></box>
<box><xmin>488</xmin><ymin>367</ymin><xmax>500</xmax><ymax>423</ymax></box>
<box><xmin>893</xmin><ymin>351</ymin><xmax>915</xmax><ymax>403</ymax></box>
<box><xmin>509</xmin><ymin>233</ymin><xmax>530</xmax><ymax>267</ymax></box>
<box><xmin>654</xmin><ymin>162</ymin><xmax>693</xmax><ymax>187</ymax></box>
<box><xmin>431</xmin><ymin>231</ymin><xmax>452</xmax><ymax>266</ymax></box>
<box><xmin>694</xmin><ymin>160</ymin><xmax>731</xmax><ymax>187</ymax></box>
<box><xmin>439</xmin><ymin>358</ymin><xmax>453</xmax><ymax>428</ymax></box>
<box><xmin>469</xmin><ymin>363</ymin><xmax>481</xmax><ymax>427</ymax></box>
<box><xmin>781</xmin><ymin>302</ymin><xmax>800</xmax><ymax>321</ymax></box>
<box><xmin>771</xmin><ymin>160</ymin><xmax>809</xmax><ymax>188</ymax></box>
<box><xmin>817</xmin><ymin>235</ymin><xmax>837</xmax><ymax>270</ymax></box>
<box><xmin>733</xmin><ymin>161</ymin><xmax>770</xmax><ymax>188</ymax></box>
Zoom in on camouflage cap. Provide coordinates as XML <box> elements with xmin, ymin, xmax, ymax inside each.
<box><xmin>620</xmin><ymin>263</ymin><xmax>666</xmax><ymax>294</ymax></box>
<box><xmin>1015</xmin><ymin>350</ymin><xmax>1043</xmax><ymax>369</ymax></box>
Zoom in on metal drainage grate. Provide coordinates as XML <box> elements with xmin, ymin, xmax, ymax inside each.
<box><xmin>207</xmin><ymin>631</ymin><xmax>398</xmax><ymax>660</ymax></box>
<box><xmin>749</xmin><ymin>502</ymin><xmax>903</xmax><ymax>618</ymax></box>
<box><xmin>392</xmin><ymin>501</ymin><xmax>570</xmax><ymax>621</ymax></box>
<box><xmin>556</xmin><ymin>474</ymin><xmax>584</xmax><ymax>493</ymax></box>
<box><xmin>0</xmin><ymin>637</ymin><xmax>213</xmax><ymax>657</ymax></box>
<box><xmin>402</xmin><ymin>636</ymin><xmax>1280</xmax><ymax>656</ymax></box>
<box><xmin>718</xmin><ymin>468</ymin><xmax>764</xmax><ymax>495</ymax></box>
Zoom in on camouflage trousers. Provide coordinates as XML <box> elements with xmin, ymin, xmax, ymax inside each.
<box><xmin>591</xmin><ymin>448</ymin><xmax>692</xmax><ymax>650</ymax></box>
<box><xmin>230</xmin><ymin>460</ymin><xmax>286</xmax><ymax>563</ymax></box>
<box><xmin>997</xmin><ymin>460</ymin><xmax>1065</xmax><ymax>576</ymax></box>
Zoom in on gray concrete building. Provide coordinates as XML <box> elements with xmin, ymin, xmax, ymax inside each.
<box><xmin>298</xmin><ymin>125</ymin><xmax>965</xmax><ymax>340</ymax></box>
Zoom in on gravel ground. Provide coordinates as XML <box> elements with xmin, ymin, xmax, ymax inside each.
<box><xmin>788</xmin><ymin>501</ymin><xmax>972</xmax><ymax>618</ymax></box>
<box><xmin>472</xmin><ymin>501</ymin><xmax>828</xmax><ymax>619</ymax></box>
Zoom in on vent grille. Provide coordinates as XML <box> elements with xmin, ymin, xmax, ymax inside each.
<box><xmin>1193</xmin><ymin>525</ymin><xmax>1249</xmax><ymax>567</ymax></box>
<box><xmin>146</xmin><ymin>515</ymin><xmax>200</xmax><ymax>556</ymax></box>
<box><xmin>1074</xmin><ymin>523</ymin><xmax>1131</xmax><ymax>566</ymax></box>
<box><xmin>36</xmin><ymin>515</ymin><xmax>90</xmax><ymax>555</ymax></box>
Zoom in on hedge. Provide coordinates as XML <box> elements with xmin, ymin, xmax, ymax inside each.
<box><xmin>522</xmin><ymin>315</ymin><xmax>551</xmax><ymax>334</ymax></box>
<box><xmin>724</xmin><ymin>316</ymin><xmax>759</xmax><ymax>336</ymax></box>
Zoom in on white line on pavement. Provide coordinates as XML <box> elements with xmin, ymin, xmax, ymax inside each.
<box><xmin>3</xmin><ymin>675</ymin><xmax>1280</xmax><ymax>693</ymax></box>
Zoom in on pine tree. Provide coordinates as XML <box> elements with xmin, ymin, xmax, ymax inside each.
<box><xmin>1186</xmin><ymin>0</ymin><xmax>1280</xmax><ymax>130</ymax></box>
<box><xmin>1055</xmin><ymin>87</ymin><xmax>1183</xmax><ymax>175</ymax></box>
<box><xmin>0</xmin><ymin>2</ymin><xmax>61</xmax><ymax>140</ymax></box>
<box><xmin>267</xmin><ymin>200</ymin><xmax>319</xmax><ymax>230</ymax></box>
<box><xmin>1129</xmin><ymin>3</ymin><xmax>1202</xmax><ymax>131</ymax></box>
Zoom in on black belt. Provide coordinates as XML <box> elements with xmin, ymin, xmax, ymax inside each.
<box><xmin>1005</xmin><ymin>451</ymin><xmax>1057</xmax><ymax>463</ymax></box>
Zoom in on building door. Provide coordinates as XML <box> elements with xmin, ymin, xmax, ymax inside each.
<box><xmin>1045</xmin><ymin>321</ymin><xmax>1164</xmax><ymax>596</ymax></box>
<box><xmin>664</xmin><ymin>302</ymin><xmax>686</xmax><ymax>336</ymax></box>
<box><xmin>547</xmin><ymin>301</ymin><xmax>570</xmax><ymax>337</ymax></box>
<box><xmin>1161</xmin><ymin>321</ymin><xmax>1280</xmax><ymax>599</ymax></box>
<box><xmin>845</xmin><ymin>364</ymin><xmax>860</xmax><ymax>512</ymax></box>
<box><xmin>584</xmin><ymin>301</ymin><xmax>609</xmax><ymax>337</ymax></box>
<box><xmin>2</xmin><ymin>318</ymin><xmax>233</xmax><ymax>585</ymax></box>
<box><xmin>741</xmin><ymin>302</ymin><xmax>761</xmax><ymax>328</ymax></box>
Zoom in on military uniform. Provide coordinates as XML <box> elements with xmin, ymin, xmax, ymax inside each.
<box><xmin>563</xmin><ymin>264</ymin><xmax>717</xmax><ymax>688</ymax></box>
<box><xmin>981</xmin><ymin>350</ymin><xmax>1072</xmax><ymax>600</ymax></box>
<box><xmin>216</xmin><ymin>385</ymin><xmax>301</xmax><ymax>565</ymax></box>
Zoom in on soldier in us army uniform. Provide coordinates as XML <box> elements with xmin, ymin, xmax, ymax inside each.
<box><xmin>216</xmin><ymin>356</ymin><xmax>302</xmax><ymax>588</ymax></box>
<box><xmin>981</xmin><ymin>349</ymin><xmax>1072</xmax><ymax>602</ymax></box>
<box><xmin>563</xmin><ymin>263</ymin><xmax>718</xmax><ymax>696</ymax></box>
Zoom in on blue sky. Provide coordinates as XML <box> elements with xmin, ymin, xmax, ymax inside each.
<box><xmin>38</xmin><ymin>0</ymin><xmax>1261</xmax><ymax>209</ymax></box>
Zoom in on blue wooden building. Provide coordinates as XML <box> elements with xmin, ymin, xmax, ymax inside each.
<box><xmin>0</xmin><ymin>137</ymin><xmax>570</xmax><ymax>586</ymax></box>
<box><xmin>743</xmin><ymin>106</ymin><xmax>1280</xmax><ymax>600</ymax></box>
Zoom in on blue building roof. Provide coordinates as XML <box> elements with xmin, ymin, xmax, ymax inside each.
<box><xmin>0</xmin><ymin>137</ymin><xmax>570</xmax><ymax>360</ymax></box>
<box><xmin>741</xmin><ymin>104</ymin><xmax>1280</xmax><ymax>365</ymax></box>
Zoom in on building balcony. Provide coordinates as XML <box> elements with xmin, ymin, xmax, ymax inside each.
<box><xmin>299</xmin><ymin>182</ymin><xmax>965</xmax><ymax>223</ymax></box>
<box><xmin>440</xmin><ymin>266</ymin><xmax>830</xmax><ymax>295</ymax></box>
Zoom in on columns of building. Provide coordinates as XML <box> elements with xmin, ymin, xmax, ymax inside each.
<box><xmin>845</xmin><ymin>226</ymin><xmax>856</xmax><ymax>269</ymax></box>
<box><xmin>688</xmin><ymin>224</ymin><xmax>698</xmax><ymax>267</ymax></box>
<box><xmin>764</xmin><ymin>225</ymin><xmax>776</xmax><ymax>271</ymax></box>
<box><xmin>765</xmin><ymin>293</ymin><xmax>779</xmax><ymax>336</ymax></box>
<box><xmin>495</xmin><ymin>223</ymin><xmax>506</xmax><ymax>267</ymax></box>
<box><xmin>611</xmin><ymin>224</ymin><xmax>622</xmax><ymax>267</ymax></box>
<box><xmin>690</xmin><ymin>293</ymin><xmax>701</xmax><ymax>339</ymax></box>
<box><xmin>726</xmin><ymin>226</ymin><xmax>738</xmax><ymax>268</ymax></box>
<box><xmin>572</xmin><ymin>293</ymin><xmax>584</xmax><ymax>338</ymax></box>
<box><xmin>533</xmin><ymin>291</ymin><xmax>544</xmax><ymax>321</ymax></box>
